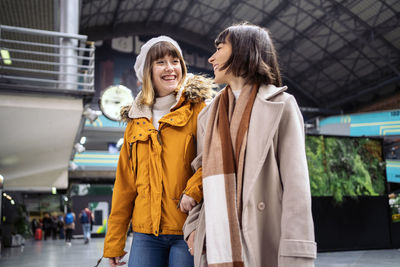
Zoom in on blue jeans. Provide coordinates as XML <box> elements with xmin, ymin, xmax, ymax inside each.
<box><xmin>82</xmin><ymin>223</ymin><xmax>91</xmax><ymax>241</ymax></box>
<box><xmin>128</xmin><ymin>232</ymin><xmax>194</xmax><ymax>267</ymax></box>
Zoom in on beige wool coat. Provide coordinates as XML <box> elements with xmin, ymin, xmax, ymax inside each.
<box><xmin>183</xmin><ymin>84</ymin><xmax>317</xmax><ymax>267</ymax></box>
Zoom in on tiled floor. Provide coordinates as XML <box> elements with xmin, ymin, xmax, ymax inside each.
<box><xmin>315</xmin><ymin>249</ymin><xmax>400</xmax><ymax>267</ymax></box>
<box><xmin>0</xmin><ymin>236</ymin><xmax>119</xmax><ymax>267</ymax></box>
<box><xmin>1</xmin><ymin>236</ymin><xmax>400</xmax><ymax>267</ymax></box>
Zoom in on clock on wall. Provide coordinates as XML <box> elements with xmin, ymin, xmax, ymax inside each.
<box><xmin>100</xmin><ymin>85</ymin><xmax>134</xmax><ymax>121</ymax></box>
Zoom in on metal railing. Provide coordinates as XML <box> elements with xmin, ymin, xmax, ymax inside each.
<box><xmin>0</xmin><ymin>25</ymin><xmax>95</xmax><ymax>92</ymax></box>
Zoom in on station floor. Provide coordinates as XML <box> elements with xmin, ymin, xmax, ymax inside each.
<box><xmin>1</xmin><ymin>236</ymin><xmax>400</xmax><ymax>267</ymax></box>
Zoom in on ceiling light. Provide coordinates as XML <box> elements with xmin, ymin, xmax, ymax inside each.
<box><xmin>69</xmin><ymin>161</ymin><xmax>78</xmax><ymax>171</ymax></box>
<box><xmin>80</xmin><ymin>136</ymin><xmax>87</xmax><ymax>145</ymax></box>
<box><xmin>116</xmin><ymin>138</ymin><xmax>124</xmax><ymax>148</ymax></box>
<box><xmin>10</xmin><ymin>200</ymin><xmax>15</xmax><ymax>205</ymax></box>
<box><xmin>74</xmin><ymin>143</ymin><xmax>86</xmax><ymax>153</ymax></box>
<box><xmin>83</xmin><ymin>107</ymin><xmax>102</xmax><ymax>123</ymax></box>
<box><xmin>0</xmin><ymin>49</ymin><xmax>12</xmax><ymax>65</ymax></box>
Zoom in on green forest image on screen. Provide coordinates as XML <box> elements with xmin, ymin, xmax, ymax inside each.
<box><xmin>306</xmin><ymin>135</ymin><xmax>386</xmax><ymax>202</ymax></box>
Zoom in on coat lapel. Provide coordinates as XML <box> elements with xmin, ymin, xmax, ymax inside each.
<box><xmin>242</xmin><ymin>84</ymin><xmax>287</xmax><ymax>206</ymax></box>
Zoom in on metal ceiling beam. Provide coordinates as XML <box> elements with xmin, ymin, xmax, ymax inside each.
<box><xmin>292</xmin><ymin>15</ymin><xmax>398</xmax><ymax>85</ymax></box>
<box><xmin>159</xmin><ymin>0</ymin><xmax>177</xmax><ymax>22</ymax></box>
<box><xmin>325</xmin><ymin>0</ymin><xmax>400</xmax><ymax>77</ymax></box>
<box><xmin>93</xmin><ymin>0</ymin><xmax>112</xmax><ymax>29</ymax></box>
<box><xmin>80</xmin><ymin>0</ymin><xmax>125</xmax><ymax>25</ymax></box>
<box><xmin>322</xmin><ymin>58</ymin><xmax>400</xmax><ymax>104</ymax></box>
<box><xmin>307</xmin><ymin>0</ymin><xmax>399</xmax><ymax>73</ymax></box>
<box><xmin>111</xmin><ymin>0</ymin><xmax>123</xmax><ymax>30</ymax></box>
<box><xmin>205</xmin><ymin>0</ymin><xmax>243</xmax><ymax>37</ymax></box>
<box><xmin>281</xmin><ymin>0</ymin><xmax>376</xmax><ymax>71</ymax></box>
<box><xmin>255</xmin><ymin>0</ymin><xmax>399</xmax><ymax>110</ymax></box>
<box><xmin>278</xmin><ymin>1</ymin><xmax>361</xmax><ymax>83</ymax></box>
<box><xmin>81</xmin><ymin>21</ymin><xmax>215</xmax><ymax>52</ymax></box>
<box><xmin>79</xmin><ymin>0</ymin><xmax>110</xmax><ymax>28</ymax></box>
<box><xmin>378</xmin><ymin>0</ymin><xmax>398</xmax><ymax>15</ymax></box>
<box><xmin>283</xmin><ymin>76</ymin><xmax>320</xmax><ymax>106</ymax></box>
<box><xmin>81</xmin><ymin>8</ymin><xmax>149</xmax><ymax>21</ymax></box>
<box><xmin>326</xmin><ymin>75</ymin><xmax>400</xmax><ymax>109</ymax></box>
<box><xmin>143</xmin><ymin>0</ymin><xmax>163</xmax><ymax>25</ymax></box>
<box><xmin>244</xmin><ymin>2</ymin><xmax>347</xmax><ymax>97</ymax></box>
<box><xmin>291</xmin><ymin>0</ymin><xmax>390</xmax><ymax>81</ymax></box>
<box><xmin>174</xmin><ymin>0</ymin><xmax>197</xmax><ymax>26</ymax></box>
<box><xmin>240</xmin><ymin>1</ymin><xmax>347</xmax><ymax>104</ymax></box>
<box><xmin>247</xmin><ymin>1</ymin><xmax>354</xmax><ymax>97</ymax></box>
<box><xmin>258</xmin><ymin>0</ymin><xmax>291</xmax><ymax>28</ymax></box>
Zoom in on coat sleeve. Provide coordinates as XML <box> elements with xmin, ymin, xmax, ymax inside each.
<box><xmin>183</xmin><ymin>200</ymin><xmax>203</xmax><ymax>240</ymax></box>
<box><xmin>183</xmin><ymin>104</ymin><xmax>209</xmax><ymax>238</ymax></box>
<box><xmin>183</xmin><ymin>102</ymin><xmax>206</xmax><ymax>203</ymax></box>
<box><xmin>103</xmin><ymin>128</ymin><xmax>137</xmax><ymax>258</ymax></box>
<box><xmin>277</xmin><ymin>95</ymin><xmax>317</xmax><ymax>266</ymax></box>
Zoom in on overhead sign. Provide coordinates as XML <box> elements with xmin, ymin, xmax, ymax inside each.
<box><xmin>320</xmin><ymin>109</ymin><xmax>400</xmax><ymax>136</ymax></box>
<box><xmin>112</xmin><ymin>36</ymin><xmax>133</xmax><ymax>53</ymax></box>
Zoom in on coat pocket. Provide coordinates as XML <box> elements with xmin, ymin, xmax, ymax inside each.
<box><xmin>279</xmin><ymin>239</ymin><xmax>317</xmax><ymax>258</ymax></box>
<box><xmin>129</xmin><ymin>139</ymin><xmax>151</xmax><ymax>197</ymax></box>
<box><xmin>128</xmin><ymin>131</ymin><xmax>150</xmax><ymax>180</ymax></box>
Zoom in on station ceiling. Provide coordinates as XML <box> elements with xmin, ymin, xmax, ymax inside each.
<box><xmin>1</xmin><ymin>0</ymin><xmax>400</xmax><ymax>113</ymax></box>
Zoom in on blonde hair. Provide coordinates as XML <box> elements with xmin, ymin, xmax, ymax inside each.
<box><xmin>141</xmin><ymin>41</ymin><xmax>187</xmax><ymax>105</ymax></box>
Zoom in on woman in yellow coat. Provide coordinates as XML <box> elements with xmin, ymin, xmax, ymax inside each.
<box><xmin>103</xmin><ymin>36</ymin><xmax>215</xmax><ymax>267</ymax></box>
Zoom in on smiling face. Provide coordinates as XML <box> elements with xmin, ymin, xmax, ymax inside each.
<box><xmin>208</xmin><ymin>38</ymin><xmax>233</xmax><ymax>84</ymax></box>
<box><xmin>151</xmin><ymin>54</ymin><xmax>182</xmax><ymax>97</ymax></box>
<box><xmin>140</xmin><ymin>41</ymin><xmax>187</xmax><ymax>105</ymax></box>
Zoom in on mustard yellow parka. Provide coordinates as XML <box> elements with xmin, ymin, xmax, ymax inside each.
<box><xmin>103</xmin><ymin>75</ymin><xmax>215</xmax><ymax>258</ymax></box>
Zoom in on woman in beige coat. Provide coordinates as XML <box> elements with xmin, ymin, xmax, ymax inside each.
<box><xmin>183</xmin><ymin>22</ymin><xmax>317</xmax><ymax>267</ymax></box>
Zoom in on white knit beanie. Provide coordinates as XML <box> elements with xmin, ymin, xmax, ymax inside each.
<box><xmin>134</xmin><ymin>36</ymin><xmax>183</xmax><ymax>83</ymax></box>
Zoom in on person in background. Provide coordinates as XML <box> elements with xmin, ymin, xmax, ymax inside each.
<box><xmin>31</xmin><ymin>218</ymin><xmax>39</xmax><ymax>236</ymax></box>
<box><xmin>103</xmin><ymin>36</ymin><xmax>216</xmax><ymax>267</ymax></box>
<box><xmin>79</xmin><ymin>207</ymin><xmax>94</xmax><ymax>244</ymax></box>
<box><xmin>184</xmin><ymin>22</ymin><xmax>317</xmax><ymax>267</ymax></box>
<box><xmin>42</xmin><ymin>212</ymin><xmax>52</xmax><ymax>241</ymax></box>
<box><xmin>51</xmin><ymin>214</ymin><xmax>59</xmax><ymax>240</ymax></box>
<box><xmin>64</xmin><ymin>208</ymin><xmax>75</xmax><ymax>246</ymax></box>
<box><xmin>58</xmin><ymin>214</ymin><xmax>65</xmax><ymax>239</ymax></box>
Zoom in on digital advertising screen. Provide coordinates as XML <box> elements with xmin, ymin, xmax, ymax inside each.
<box><xmin>306</xmin><ymin>135</ymin><xmax>386</xmax><ymax>202</ymax></box>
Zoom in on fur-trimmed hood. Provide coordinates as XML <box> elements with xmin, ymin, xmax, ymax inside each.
<box><xmin>120</xmin><ymin>74</ymin><xmax>217</xmax><ymax>123</ymax></box>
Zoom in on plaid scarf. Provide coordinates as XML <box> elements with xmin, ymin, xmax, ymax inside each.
<box><xmin>202</xmin><ymin>85</ymin><xmax>258</xmax><ymax>266</ymax></box>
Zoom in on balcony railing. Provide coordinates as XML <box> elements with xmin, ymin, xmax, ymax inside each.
<box><xmin>0</xmin><ymin>25</ymin><xmax>95</xmax><ymax>92</ymax></box>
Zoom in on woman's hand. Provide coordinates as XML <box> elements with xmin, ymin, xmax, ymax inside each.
<box><xmin>108</xmin><ymin>256</ymin><xmax>126</xmax><ymax>267</ymax></box>
<box><xmin>186</xmin><ymin>230</ymin><xmax>196</xmax><ymax>256</ymax></box>
<box><xmin>179</xmin><ymin>194</ymin><xmax>197</xmax><ymax>213</ymax></box>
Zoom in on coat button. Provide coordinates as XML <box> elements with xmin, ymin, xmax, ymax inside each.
<box><xmin>257</xmin><ymin>202</ymin><xmax>265</xmax><ymax>211</ymax></box>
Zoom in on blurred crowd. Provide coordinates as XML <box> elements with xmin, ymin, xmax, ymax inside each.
<box><xmin>31</xmin><ymin>212</ymin><xmax>66</xmax><ymax>240</ymax></box>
